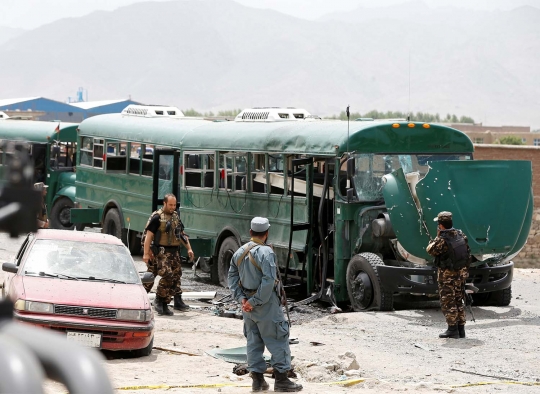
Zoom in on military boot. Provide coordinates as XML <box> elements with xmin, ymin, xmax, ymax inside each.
<box><xmin>458</xmin><ymin>325</ymin><xmax>466</xmax><ymax>338</ymax></box>
<box><xmin>162</xmin><ymin>300</ymin><xmax>174</xmax><ymax>316</ymax></box>
<box><xmin>274</xmin><ymin>371</ymin><xmax>302</xmax><ymax>392</ymax></box>
<box><xmin>251</xmin><ymin>372</ymin><xmax>269</xmax><ymax>392</ymax></box>
<box><xmin>439</xmin><ymin>325</ymin><xmax>459</xmax><ymax>339</ymax></box>
<box><xmin>153</xmin><ymin>296</ymin><xmax>164</xmax><ymax>315</ymax></box>
<box><xmin>173</xmin><ymin>294</ymin><xmax>190</xmax><ymax>311</ymax></box>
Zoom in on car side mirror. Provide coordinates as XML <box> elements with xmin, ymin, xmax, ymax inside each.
<box><xmin>140</xmin><ymin>272</ymin><xmax>155</xmax><ymax>284</ymax></box>
<box><xmin>2</xmin><ymin>262</ymin><xmax>18</xmax><ymax>273</ymax></box>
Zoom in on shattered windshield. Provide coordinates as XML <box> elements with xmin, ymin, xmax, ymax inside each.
<box><xmin>352</xmin><ymin>153</ymin><xmax>471</xmax><ymax>201</ymax></box>
<box><xmin>22</xmin><ymin>240</ymin><xmax>140</xmax><ymax>284</ymax></box>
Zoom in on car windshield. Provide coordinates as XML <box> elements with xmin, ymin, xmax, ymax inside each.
<box><xmin>352</xmin><ymin>153</ymin><xmax>472</xmax><ymax>201</ymax></box>
<box><xmin>22</xmin><ymin>240</ymin><xmax>140</xmax><ymax>284</ymax></box>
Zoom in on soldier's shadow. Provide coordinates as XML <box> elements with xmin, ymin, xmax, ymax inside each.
<box><xmin>392</xmin><ymin>303</ymin><xmax>538</xmax><ymax>342</ymax></box>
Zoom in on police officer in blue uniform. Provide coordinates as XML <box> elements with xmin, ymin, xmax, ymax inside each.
<box><xmin>228</xmin><ymin>217</ymin><xmax>302</xmax><ymax>392</ymax></box>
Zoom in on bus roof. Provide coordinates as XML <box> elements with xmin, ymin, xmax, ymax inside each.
<box><xmin>79</xmin><ymin>114</ymin><xmax>473</xmax><ymax>155</ymax></box>
<box><xmin>0</xmin><ymin>120</ymin><xmax>79</xmax><ymax>143</ymax></box>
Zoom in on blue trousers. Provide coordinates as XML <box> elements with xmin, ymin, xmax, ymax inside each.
<box><xmin>243</xmin><ymin>293</ymin><xmax>291</xmax><ymax>373</ymax></box>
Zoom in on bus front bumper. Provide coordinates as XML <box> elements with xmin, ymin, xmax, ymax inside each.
<box><xmin>376</xmin><ymin>262</ymin><xmax>513</xmax><ymax>294</ymax></box>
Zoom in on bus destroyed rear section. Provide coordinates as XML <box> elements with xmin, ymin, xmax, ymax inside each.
<box><xmin>346</xmin><ymin>158</ymin><xmax>532</xmax><ymax>311</ymax></box>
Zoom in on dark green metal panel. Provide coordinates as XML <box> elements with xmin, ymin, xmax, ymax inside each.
<box><xmin>181</xmin><ymin>238</ymin><xmax>212</xmax><ymax>258</ymax></box>
<box><xmin>0</xmin><ymin>121</ymin><xmax>78</xmax><ymax>143</ymax></box>
<box><xmin>70</xmin><ymin>208</ymin><xmax>102</xmax><ymax>223</ymax></box>
<box><xmin>383</xmin><ymin>160</ymin><xmax>533</xmax><ymax>260</ymax></box>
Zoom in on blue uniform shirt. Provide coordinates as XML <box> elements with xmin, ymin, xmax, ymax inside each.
<box><xmin>228</xmin><ymin>240</ymin><xmax>278</xmax><ymax>308</ymax></box>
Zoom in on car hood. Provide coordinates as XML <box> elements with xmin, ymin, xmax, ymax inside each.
<box><xmin>21</xmin><ymin>276</ymin><xmax>150</xmax><ymax>309</ymax></box>
<box><xmin>382</xmin><ymin>160</ymin><xmax>533</xmax><ymax>261</ymax></box>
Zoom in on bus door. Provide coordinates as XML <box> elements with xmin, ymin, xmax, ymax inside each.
<box><xmin>152</xmin><ymin>149</ymin><xmax>179</xmax><ymax>211</ymax></box>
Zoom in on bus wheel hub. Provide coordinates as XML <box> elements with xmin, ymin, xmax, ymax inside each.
<box><xmin>352</xmin><ymin>271</ymin><xmax>373</xmax><ymax>308</ymax></box>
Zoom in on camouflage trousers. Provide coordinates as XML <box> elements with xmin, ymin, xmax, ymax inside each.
<box><xmin>143</xmin><ymin>249</ymin><xmax>182</xmax><ymax>304</ymax></box>
<box><xmin>437</xmin><ymin>267</ymin><xmax>468</xmax><ymax>326</ymax></box>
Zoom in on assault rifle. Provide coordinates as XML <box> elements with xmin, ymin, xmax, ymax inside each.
<box><xmin>463</xmin><ymin>283</ymin><xmax>478</xmax><ymax>322</ymax></box>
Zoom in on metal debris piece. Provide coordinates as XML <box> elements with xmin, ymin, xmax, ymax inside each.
<box><xmin>153</xmin><ymin>346</ymin><xmax>199</xmax><ymax>356</ymax></box>
<box><xmin>414</xmin><ymin>343</ymin><xmax>433</xmax><ymax>351</ymax></box>
<box><xmin>310</xmin><ymin>341</ymin><xmax>325</xmax><ymax>346</ymax></box>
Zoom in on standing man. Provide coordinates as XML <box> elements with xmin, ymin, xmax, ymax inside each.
<box><xmin>142</xmin><ymin>193</ymin><xmax>194</xmax><ymax>316</ymax></box>
<box><xmin>426</xmin><ymin>211</ymin><xmax>471</xmax><ymax>339</ymax></box>
<box><xmin>228</xmin><ymin>217</ymin><xmax>302</xmax><ymax>392</ymax></box>
<box><xmin>34</xmin><ymin>182</ymin><xmax>49</xmax><ymax>229</ymax></box>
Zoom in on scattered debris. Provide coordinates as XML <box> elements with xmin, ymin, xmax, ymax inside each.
<box><xmin>414</xmin><ymin>343</ymin><xmax>433</xmax><ymax>352</ymax></box>
<box><xmin>450</xmin><ymin>368</ymin><xmax>520</xmax><ymax>381</ymax></box>
<box><xmin>152</xmin><ymin>347</ymin><xmax>199</xmax><ymax>356</ymax></box>
<box><xmin>310</xmin><ymin>341</ymin><xmax>325</xmax><ymax>346</ymax></box>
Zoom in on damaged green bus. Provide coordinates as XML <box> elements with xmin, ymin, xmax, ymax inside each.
<box><xmin>0</xmin><ymin>120</ymin><xmax>79</xmax><ymax>230</ymax></box>
<box><xmin>71</xmin><ymin>107</ymin><xmax>532</xmax><ymax>310</ymax></box>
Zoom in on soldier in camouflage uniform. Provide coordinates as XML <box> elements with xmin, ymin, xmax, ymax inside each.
<box><xmin>142</xmin><ymin>193</ymin><xmax>194</xmax><ymax>316</ymax></box>
<box><xmin>426</xmin><ymin>211</ymin><xmax>471</xmax><ymax>339</ymax></box>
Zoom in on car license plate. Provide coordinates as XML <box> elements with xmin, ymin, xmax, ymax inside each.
<box><xmin>66</xmin><ymin>332</ymin><xmax>102</xmax><ymax>348</ymax></box>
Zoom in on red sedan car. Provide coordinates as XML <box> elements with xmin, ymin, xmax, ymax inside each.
<box><xmin>2</xmin><ymin>230</ymin><xmax>155</xmax><ymax>357</ymax></box>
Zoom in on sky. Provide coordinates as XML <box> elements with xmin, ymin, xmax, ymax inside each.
<box><xmin>1</xmin><ymin>0</ymin><xmax>539</xmax><ymax>29</ymax></box>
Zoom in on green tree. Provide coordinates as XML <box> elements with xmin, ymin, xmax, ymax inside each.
<box><xmin>496</xmin><ymin>136</ymin><xmax>525</xmax><ymax>145</ymax></box>
<box><xmin>183</xmin><ymin>108</ymin><xmax>203</xmax><ymax>117</ymax></box>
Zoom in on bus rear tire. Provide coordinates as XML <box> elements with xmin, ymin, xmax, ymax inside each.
<box><xmin>102</xmin><ymin>209</ymin><xmax>122</xmax><ymax>240</ymax></box>
<box><xmin>217</xmin><ymin>237</ymin><xmax>239</xmax><ymax>287</ymax></box>
<box><xmin>128</xmin><ymin>230</ymin><xmax>142</xmax><ymax>255</ymax></box>
<box><xmin>50</xmin><ymin>197</ymin><xmax>75</xmax><ymax>230</ymax></box>
<box><xmin>346</xmin><ymin>253</ymin><xmax>393</xmax><ymax>312</ymax></box>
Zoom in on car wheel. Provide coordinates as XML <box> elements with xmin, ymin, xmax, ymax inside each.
<box><xmin>102</xmin><ymin>209</ymin><xmax>122</xmax><ymax>240</ymax></box>
<box><xmin>132</xmin><ymin>336</ymin><xmax>153</xmax><ymax>358</ymax></box>
<box><xmin>217</xmin><ymin>237</ymin><xmax>239</xmax><ymax>287</ymax></box>
<box><xmin>346</xmin><ymin>253</ymin><xmax>393</xmax><ymax>311</ymax></box>
<box><xmin>50</xmin><ymin>197</ymin><xmax>75</xmax><ymax>230</ymax></box>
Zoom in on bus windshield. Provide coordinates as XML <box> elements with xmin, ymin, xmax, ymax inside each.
<box><xmin>352</xmin><ymin>153</ymin><xmax>472</xmax><ymax>201</ymax></box>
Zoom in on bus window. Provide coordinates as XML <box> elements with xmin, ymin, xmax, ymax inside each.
<box><xmin>80</xmin><ymin>137</ymin><xmax>93</xmax><ymax>167</ymax></box>
<box><xmin>106</xmin><ymin>141</ymin><xmax>127</xmax><ymax>172</ymax></box>
<box><xmin>141</xmin><ymin>145</ymin><xmax>155</xmax><ymax>177</ymax></box>
<box><xmin>250</xmin><ymin>153</ymin><xmax>266</xmax><ymax>193</ymax></box>
<box><xmin>0</xmin><ymin>143</ymin><xmax>3</xmax><ymax>166</ymax></box>
<box><xmin>184</xmin><ymin>152</ymin><xmax>214</xmax><ymax>188</ymax></box>
<box><xmin>219</xmin><ymin>153</ymin><xmax>247</xmax><ymax>191</ymax></box>
<box><xmin>129</xmin><ymin>143</ymin><xmax>141</xmax><ymax>175</ymax></box>
<box><xmin>269</xmin><ymin>154</ymin><xmax>285</xmax><ymax>195</ymax></box>
<box><xmin>93</xmin><ymin>139</ymin><xmax>104</xmax><ymax>169</ymax></box>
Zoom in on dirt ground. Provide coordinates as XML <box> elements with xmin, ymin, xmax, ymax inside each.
<box><xmin>1</xmin><ymin>232</ymin><xmax>539</xmax><ymax>394</ymax></box>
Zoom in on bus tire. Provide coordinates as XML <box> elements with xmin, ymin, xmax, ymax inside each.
<box><xmin>217</xmin><ymin>237</ymin><xmax>240</xmax><ymax>287</ymax></box>
<box><xmin>489</xmin><ymin>286</ymin><xmax>512</xmax><ymax>306</ymax></box>
<box><xmin>346</xmin><ymin>253</ymin><xmax>393</xmax><ymax>312</ymax></box>
<box><xmin>128</xmin><ymin>230</ymin><xmax>142</xmax><ymax>255</ymax></box>
<box><xmin>50</xmin><ymin>197</ymin><xmax>75</xmax><ymax>230</ymax></box>
<box><xmin>102</xmin><ymin>209</ymin><xmax>122</xmax><ymax>240</ymax></box>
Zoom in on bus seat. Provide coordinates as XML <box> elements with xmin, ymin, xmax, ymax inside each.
<box><xmin>185</xmin><ymin>173</ymin><xmax>201</xmax><ymax>187</ymax></box>
<box><xmin>238</xmin><ymin>175</ymin><xmax>246</xmax><ymax>190</ymax></box>
<box><xmin>188</xmin><ymin>155</ymin><xmax>200</xmax><ymax>169</ymax></box>
<box><xmin>204</xmin><ymin>172</ymin><xmax>214</xmax><ymax>188</ymax></box>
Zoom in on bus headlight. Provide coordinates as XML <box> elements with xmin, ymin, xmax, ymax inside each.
<box><xmin>117</xmin><ymin>309</ymin><xmax>151</xmax><ymax>322</ymax></box>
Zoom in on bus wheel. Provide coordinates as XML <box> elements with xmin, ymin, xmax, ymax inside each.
<box><xmin>102</xmin><ymin>209</ymin><xmax>122</xmax><ymax>240</ymax></box>
<box><xmin>217</xmin><ymin>237</ymin><xmax>239</xmax><ymax>287</ymax></box>
<box><xmin>50</xmin><ymin>197</ymin><xmax>75</xmax><ymax>230</ymax></box>
<box><xmin>346</xmin><ymin>253</ymin><xmax>393</xmax><ymax>312</ymax></box>
<box><xmin>489</xmin><ymin>286</ymin><xmax>512</xmax><ymax>306</ymax></box>
<box><xmin>128</xmin><ymin>230</ymin><xmax>142</xmax><ymax>255</ymax></box>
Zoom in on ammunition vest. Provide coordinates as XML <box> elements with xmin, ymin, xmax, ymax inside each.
<box><xmin>157</xmin><ymin>210</ymin><xmax>181</xmax><ymax>247</ymax></box>
<box><xmin>141</xmin><ymin>209</ymin><xmax>182</xmax><ymax>248</ymax></box>
<box><xmin>435</xmin><ymin>230</ymin><xmax>470</xmax><ymax>270</ymax></box>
